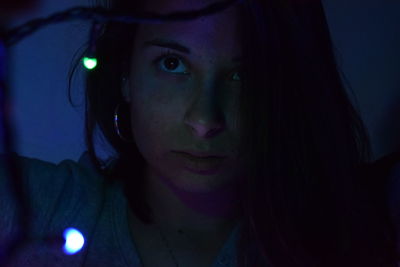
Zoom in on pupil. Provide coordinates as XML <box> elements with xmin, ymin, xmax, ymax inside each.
<box><xmin>165</xmin><ymin>58</ymin><xmax>178</xmax><ymax>70</ymax></box>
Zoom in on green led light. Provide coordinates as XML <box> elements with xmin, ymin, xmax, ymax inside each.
<box><xmin>83</xmin><ymin>57</ymin><xmax>98</xmax><ymax>70</ymax></box>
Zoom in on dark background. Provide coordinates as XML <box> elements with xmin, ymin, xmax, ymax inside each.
<box><xmin>5</xmin><ymin>0</ymin><xmax>400</xmax><ymax>164</ymax></box>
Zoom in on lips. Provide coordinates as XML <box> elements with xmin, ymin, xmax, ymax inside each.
<box><xmin>176</xmin><ymin>150</ymin><xmax>227</xmax><ymax>158</ymax></box>
<box><xmin>173</xmin><ymin>151</ymin><xmax>226</xmax><ymax>175</ymax></box>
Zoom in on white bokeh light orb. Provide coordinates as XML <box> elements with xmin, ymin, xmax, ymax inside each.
<box><xmin>63</xmin><ymin>228</ymin><xmax>85</xmax><ymax>255</ymax></box>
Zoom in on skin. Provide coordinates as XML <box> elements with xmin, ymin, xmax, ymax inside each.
<box><xmin>121</xmin><ymin>0</ymin><xmax>246</xmax><ymax>257</ymax></box>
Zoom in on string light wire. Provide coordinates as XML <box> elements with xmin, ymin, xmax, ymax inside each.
<box><xmin>3</xmin><ymin>0</ymin><xmax>243</xmax><ymax>46</ymax></box>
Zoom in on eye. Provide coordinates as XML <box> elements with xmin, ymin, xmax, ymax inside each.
<box><xmin>155</xmin><ymin>52</ymin><xmax>189</xmax><ymax>75</ymax></box>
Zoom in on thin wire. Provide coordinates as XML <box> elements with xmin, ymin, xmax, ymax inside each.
<box><xmin>156</xmin><ymin>225</ymin><xmax>180</xmax><ymax>267</ymax></box>
<box><xmin>4</xmin><ymin>0</ymin><xmax>243</xmax><ymax>46</ymax></box>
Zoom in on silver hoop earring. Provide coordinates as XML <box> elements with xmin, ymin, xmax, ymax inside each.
<box><xmin>114</xmin><ymin>103</ymin><xmax>134</xmax><ymax>143</ymax></box>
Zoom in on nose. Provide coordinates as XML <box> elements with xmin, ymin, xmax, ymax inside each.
<box><xmin>184</xmin><ymin>87</ymin><xmax>226</xmax><ymax>138</ymax></box>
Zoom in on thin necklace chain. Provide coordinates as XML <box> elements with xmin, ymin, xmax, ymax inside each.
<box><xmin>155</xmin><ymin>224</ymin><xmax>180</xmax><ymax>267</ymax></box>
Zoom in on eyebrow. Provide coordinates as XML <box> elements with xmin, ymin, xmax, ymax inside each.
<box><xmin>143</xmin><ymin>38</ymin><xmax>191</xmax><ymax>54</ymax></box>
<box><xmin>143</xmin><ymin>38</ymin><xmax>242</xmax><ymax>62</ymax></box>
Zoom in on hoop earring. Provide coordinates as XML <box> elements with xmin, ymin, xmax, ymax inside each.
<box><xmin>114</xmin><ymin>103</ymin><xmax>134</xmax><ymax>143</ymax></box>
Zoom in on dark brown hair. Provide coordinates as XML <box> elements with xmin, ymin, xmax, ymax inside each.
<box><xmin>69</xmin><ymin>0</ymin><xmax>397</xmax><ymax>266</ymax></box>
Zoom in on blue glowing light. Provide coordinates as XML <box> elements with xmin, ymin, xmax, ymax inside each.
<box><xmin>63</xmin><ymin>228</ymin><xmax>85</xmax><ymax>255</ymax></box>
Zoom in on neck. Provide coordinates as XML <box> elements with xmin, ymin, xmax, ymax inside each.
<box><xmin>144</xmin><ymin>167</ymin><xmax>242</xmax><ymax>235</ymax></box>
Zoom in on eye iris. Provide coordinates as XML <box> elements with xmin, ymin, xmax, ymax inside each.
<box><xmin>164</xmin><ymin>57</ymin><xmax>179</xmax><ymax>70</ymax></box>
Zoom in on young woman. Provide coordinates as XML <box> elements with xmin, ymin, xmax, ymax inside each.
<box><xmin>0</xmin><ymin>0</ymin><xmax>397</xmax><ymax>266</ymax></box>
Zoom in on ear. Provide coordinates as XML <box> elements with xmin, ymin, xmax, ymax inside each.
<box><xmin>121</xmin><ymin>77</ymin><xmax>131</xmax><ymax>103</ymax></box>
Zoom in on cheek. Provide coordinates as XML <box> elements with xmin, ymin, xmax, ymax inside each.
<box><xmin>128</xmin><ymin>83</ymin><xmax>185</xmax><ymax>159</ymax></box>
<box><xmin>129</xmin><ymin>65</ymin><xmax>193</xmax><ymax>127</ymax></box>
<box><xmin>130</xmin><ymin>85</ymin><xmax>183</xmax><ymax>131</ymax></box>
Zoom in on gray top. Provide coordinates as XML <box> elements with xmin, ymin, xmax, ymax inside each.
<box><xmin>0</xmin><ymin>152</ymin><xmax>240</xmax><ymax>266</ymax></box>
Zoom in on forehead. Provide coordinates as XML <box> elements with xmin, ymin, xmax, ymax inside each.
<box><xmin>135</xmin><ymin>0</ymin><xmax>242</xmax><ymax>56</ymax></box>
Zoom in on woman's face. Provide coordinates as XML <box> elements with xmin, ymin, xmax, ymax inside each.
<box><xmin>122</xmin><ymin>0</ymin><xmax>245</xmax><ymax>193</ymax></box>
